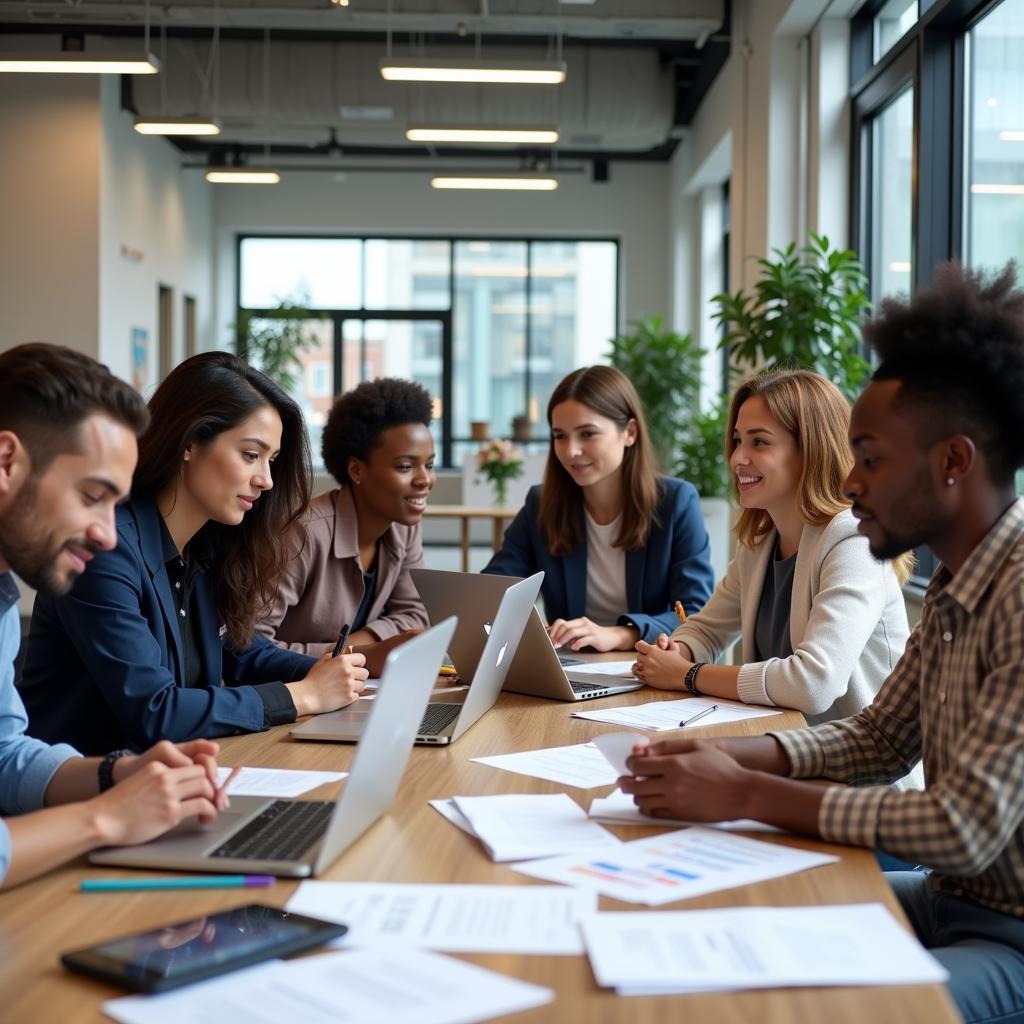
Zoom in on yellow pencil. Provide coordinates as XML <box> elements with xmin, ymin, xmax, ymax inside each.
<box><xmin>674</xmin><ymin>600</ymin><xmax>687</xmax><ymax>624</ymax></box>
<box><xmin>437</xmin><ymin>665</ymin><xmax>458</xmax><ymax>677</ymax></box>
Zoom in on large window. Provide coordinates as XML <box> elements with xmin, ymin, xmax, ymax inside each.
<box><xmin>964</xmin><ymin>0</ymin><xmax>1024</xmax><ymax>272</ymax></box>
<box><xmin>237</xmin><ymin>236</ymin><xmax>618</xmax><ymax>468</ymax></box>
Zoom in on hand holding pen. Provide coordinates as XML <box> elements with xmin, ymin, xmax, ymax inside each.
<box><xmin>332</xmin><ymin>622</ymin><xmax>352</xmax><ymax>658</ymax></box>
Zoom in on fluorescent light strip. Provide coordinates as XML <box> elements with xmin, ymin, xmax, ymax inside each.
<box><xmin>381</xmin><ymin>58</ymin><xmax>566</xmax><ymax>85</ymax></box>
<box><xmin>409</xmin><ymin>126</ymin><xmax>559</xmax><ymax>144</ymax></box>
<box><xmin>971</xmin><ymin>183</ymin><xmax>1024</xmax><ymax>195</ymax></box>
<box><xmin>888</xmin><ymin>261</ymin><xmax>911</xmax><ymax>273</ymax></box>
<box><xmin>432</xmin><ymin>176</ymin><xmax>558</xmax><ymax>191</ymax></box>
<box><xmin>998</xmin><ymin>131</ymin><xmax>1024</xmax><ymax>142</ymax></box>
<box><xmin>134</xmin><ymin>117</ymin><xmax>221</xmax><ymax>136</ymax></box>
<box><xmin>206</xmin><ymin>168</ymin><xmax>280</xmax><ymax>184</ymax></box>
<box><xmin>0</xmin><ymin>53</ymin><xmax>159</xmax><ymax>74</ymax></box>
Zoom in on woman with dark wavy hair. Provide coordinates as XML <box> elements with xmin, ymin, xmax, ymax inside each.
<box><xmin>21</xmin><ymin>352</ymin><xmax>368</xmax><ymax>754</ymax></box>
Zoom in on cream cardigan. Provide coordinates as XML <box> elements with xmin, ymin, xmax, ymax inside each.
<box><xmin>671</xmin><ymin>508</ymin><xmax>910</xmax><ymax>725</ymax></box>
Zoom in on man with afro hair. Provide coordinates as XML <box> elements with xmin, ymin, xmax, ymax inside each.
<box><xmin>256</xmin><ymin>378</ymin><xmax>435</xmax><ymax>667</ymax></box>
<box><xmin>619</xmin><ymin>261</ymin><xmax>1024</xmax><ymax>1023</ymax></box>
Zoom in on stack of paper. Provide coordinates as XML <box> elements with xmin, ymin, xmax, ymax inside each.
<box><xmin>430</xmin><ymin>793</ymin><xmax>619</xmax><ymax>861</ymax></box>
<box><xmin>286</xmin><ymin>881</ymin><xmax>596</xmax><ymax>955</ymax></box>
<box><xmin>571</xmin><ymin>696</ymin><xmax>783</xmax><ymax>731</ymax></box>
<box><xmin>213</xmin><ymin>766</ymin><xmax>347</xmax><ymax>797</ymax></box>
<box><xmin>588</xmin><ymin>788</ymin><xmax>782</xmax><ymax>833</ymax></box>
<box><xmin>513</xmin><ymin>826</ymin><xmax>838</xmax><ymax>905</ymax></box>
<box><xmin>470</xmin><ymin>742</ymin><xmax>620</xmax><ymax>788</ymax></box>
<box><xmin>582</xmin><ymin>903</ymin><xmax>948</xmax><ymax>994</ymax></box>
<box><xmin>103</xmin><ymin>947</ymin><xmax>554</xmax><ymax>1024</ymax></box>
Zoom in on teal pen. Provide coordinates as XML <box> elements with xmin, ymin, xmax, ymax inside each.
<box><xmin>80</xmin><ymin>875</ymin><xmax>275</xmax><ymax>892</ymax></box>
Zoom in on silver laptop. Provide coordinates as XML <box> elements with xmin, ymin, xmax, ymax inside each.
<box><xmin>89</xmin><ymin>618</ymin><xmax>457</xmax><ymax>878</ymax></box>
<box><xmin>411</xmin><ymin>569</ymin><xmax>643</xmax><ymax>702</ymax></box>
<box><xmin>291</xmin><ymin>572</ymin><xmax>543</xmax><ymax>746</ymax></box>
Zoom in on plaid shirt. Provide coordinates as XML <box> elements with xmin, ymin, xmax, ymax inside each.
<box><xmin>773</xmin><ymin>499</ymin><xmax>1024</xmax><ymax>918</ymax></box>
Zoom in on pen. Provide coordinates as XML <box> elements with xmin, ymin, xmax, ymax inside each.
<box><xmin>674</xmin><ymin>600</ymin><xmax>687</xmax><ymax>624</ymax></box>
<box><xmin>81</xmin><ymin>875</ymin><xmax>275</xmax><ymax>893</ymax></box>
<box><xmin>331</xmin><ymin>622</ymin><xmax>352</xmax><ymax>659</ymax></box>
<box><xmin>679</xmin><ymin>704</ymin><xmax>718</xmax><ymax>728</ymax></box>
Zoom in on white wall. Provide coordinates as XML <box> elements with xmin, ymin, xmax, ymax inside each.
<box><xmin>0</xmin><ymin>75</ymin><xmax>103</xmax><ymax>356</ymax></box>
<box><xmin>99</xmin><ymin>78</ymin><xmax>215</xmax><ymax>386</ymax></box>
<box><xmin>212</xmin><ymin>163</ymin><xmax>670</xmax><ymax>349</ymax></box>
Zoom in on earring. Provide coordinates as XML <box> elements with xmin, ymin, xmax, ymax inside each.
<box><xmin>946</xmin><ymin>477</ymin><xmax>955</xmax><ymax>487</ymax></box>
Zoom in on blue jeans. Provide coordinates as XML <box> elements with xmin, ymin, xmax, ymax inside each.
<box><xmin>888</xmin><ymin>871</ymin><xmax>1024</xmax><ymax>1023</ymax></box>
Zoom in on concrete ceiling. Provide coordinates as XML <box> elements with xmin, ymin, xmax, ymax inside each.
<box><xmin>0</xmin><ymin>0</ymin><xmax>731</xmax><ymax>168</ymax></box>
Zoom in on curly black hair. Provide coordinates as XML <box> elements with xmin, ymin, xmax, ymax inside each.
<box><xmin>321</xmin><ymin>377</ymin><xmax>434</xmax><ymax>485</ymax></box>
<box><xmin>866</xmin><ymin>260</ymin><xmax>1024</xmax><ymax>487</ymax></box>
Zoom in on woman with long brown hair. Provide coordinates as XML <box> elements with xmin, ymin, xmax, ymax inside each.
<box><xmin>21</xmin><ymin>352</ymin><xmax>368</xmax><ymax>754</ymax></box>
<box><xmin>483</xmin><ymin>365</ymin><xmax>715</xmax><ymax>652</ymax></box>
<box><xmin>634</xmin><ymin>368</ymin><xmax>912</xmax><ymax>724</ymax></box>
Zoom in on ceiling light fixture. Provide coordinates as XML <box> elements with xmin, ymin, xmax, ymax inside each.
<box><xmin>381</xmin><ymin>58</ymin><xmax>566</xmax><ymax>85</ymax></box>
<box><xmin>971</xmin><ymin>183</ymin><xmax>1024</xmax><ymax>194</ymax></box>
<box><xmin>431</xmin><ymin>176</ymin><xmax>558</xmax><ymax>191</ymax></box>
<box><xmin>409</xmin><ymin>126</ymin><xmax>559</xmax><ymax>144</ymax></box>
<box><xmin>134</xmin><ymin>117</ymin><xmax>222</xmax><ymax>136</ymax></box>
<box><xmin>998</xmin><ymin>131</ymin><xmax>1024</xmax><ymax>142</ymax></box>
<box><xmin>205</xmin><ymin>167</ymin><xmax>281</xmax><ymax>184</ymax></box>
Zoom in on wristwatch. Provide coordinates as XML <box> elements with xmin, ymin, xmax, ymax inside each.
<box><xmin>98</xmin><ymin>749</ymin><xmax>133</xmax><ymax>793</ymax></box>
<box><xmin>683</xmin><ymin>662</ymin><xmax>707</xmax><ymax>696</ymax></box>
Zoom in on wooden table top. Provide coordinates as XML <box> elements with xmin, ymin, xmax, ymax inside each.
<box><xmin>0</xmin><ymin>684</ymin><xmax>960</xmax><ymax>1023</ymax></box>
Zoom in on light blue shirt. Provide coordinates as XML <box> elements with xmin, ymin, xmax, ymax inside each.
<box><xmin>0</xmin><ymin>573</ymin><xmax>80</xmax><ymax>882</ymax></box>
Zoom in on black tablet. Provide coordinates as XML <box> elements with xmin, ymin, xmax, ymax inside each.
<box><xmin>61</xmin><ymin>903</ymin><xmax>347</xmax><ymax>994</ymax></box>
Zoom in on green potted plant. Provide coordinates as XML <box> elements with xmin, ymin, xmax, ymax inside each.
<box><xmin>712</xmin><ymin>233</ymin><xmax>871</xmax><ymax>401</ymax></box>
<box><xmin>235</xmin><ymin>295</ymin><xmax>318</xmax><ymax>394</ymax></box>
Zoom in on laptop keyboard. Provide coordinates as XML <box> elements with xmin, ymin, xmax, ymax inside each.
<box><xmin>558</xmin><ymin>655</ymin><xmax>583</xmax><ymax>667</ymax></box>
<box><xmin>419</xmin><ymin>702</ymin><xmax>462</xmax><ymax>735</ymax></box>
<box><xmin>569</xmin><ymin>680</ymin><xmax>607</xmax><ymax>694</ymax></box>
<box><xmin>210</xmin><ymin>800</ymin><xmax>333</xmax><ymax>862</ymax></box>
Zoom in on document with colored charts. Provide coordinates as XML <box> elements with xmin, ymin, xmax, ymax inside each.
<box><xmin>512</xmin><ymin>826</ymin><xmax>838</xmax><ymax>906</ymax></box>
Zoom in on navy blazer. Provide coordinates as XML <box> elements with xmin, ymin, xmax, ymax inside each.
<box><xmin>482</xmin><ymin>477</ymin><xmax>715</xmax><ymax>642</ymax></box>
<box><xmin>19</xmin><ymin>496</ymin><xmax>314</xmax><ymax>755</ymax></box>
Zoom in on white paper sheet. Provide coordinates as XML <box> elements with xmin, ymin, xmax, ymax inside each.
<box><xmin>471</xmin><ymin>742</ymin><xmax>620</xmax><ymax>789</ymax></box>
<box><xmin>214</xmin><ymin>766</ymin><xmax>347</xmax><ymax>798</ymax></box>
<box><xmin>581</xmin><ymin>903</ymin><xmax>949</xmax><ymax>994</ymax></box>
<box><xmin>513</xmin><ymin>826</ymin><xmax>837</xmax><ymax>905</ymax></box>
<box><xmin>591</xmin><ymin>732</ymin><xmax>650</xmax><ymax>776</ymax></box>
<box><xmin>103</xmin><ymin>948</ymin><xmax>554</xmax><ymax>1024</ymax></box>
<box><xmin>562</xmin><ymin>659</ymin><xmax>637</xmax><ymax>678</ymax></box>
<box><xmin>588</xmin><ymin>788</ymin><xmax>782</xmax><ymax>833</ymax></box>
<box><xmin>286</xmin><ymin>881</ymin><xmax>597</xmax><ymax>955</ymax></box>
<box><xmin>429</xmin><ymin>798</ymin><xmax>478</xmax><ymax>836</ymax></box>
<box><xmin>571</xmin><ymin>696</ymin><xmax>783</xmax><ymax>732</ymax></box>
<box><xmin>450</xmin><ymin>793</ymin><xmax>620</xmax><ymax>862</ymax></box>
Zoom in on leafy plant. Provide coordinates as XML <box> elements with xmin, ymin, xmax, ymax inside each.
<box><xmin>235</xmin><ymin>295</ymin><xmax>318</xmax><ymax>394</ymax></box>
<box><xmin>608</xmin><ymin>317</ymin><xmax>729</xmax><ymax>497</ymax></box>
<box><xmin>712</xmin><ymin>234</ymin><xmax>871</xmax><ymax>401</ymax></box>
<box><xmin>675</xmin><ymin>398</ymin><xmax>730</xmax><ymax>499</ymax></box>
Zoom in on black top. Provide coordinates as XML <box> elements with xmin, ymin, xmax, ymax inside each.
<box><xmin>159</xmin><ymin>520</ymin><xmax>211</xmax><ymax>690</ymax></box>
<box><xmin>350</xmin><ymin>557</ymin><xmax>379</xmax><ymax>635</ymax></box>
<box><xmin>753</xmin><ymin>538</ymin><xmax>797</xmax><ymax>662</ymax></box>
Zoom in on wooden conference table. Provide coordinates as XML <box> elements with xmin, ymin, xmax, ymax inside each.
<box><xmin>422</xmin><ymin>504</ymin><xmax>520</xmax><ymax>571</ymax></box>
<box><xmin>0</xmin><ymin>685</ymin><xmax>959</xmax><ymax>1024</ymax></box>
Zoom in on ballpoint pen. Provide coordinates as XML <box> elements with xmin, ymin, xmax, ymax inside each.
<box><xmin>679</xmin><ymin>704</ymin><xmax>717</xmax><ymax>728</ymax></box>
<box><xmin>331</xmin><ymin>622</ymin><xmax>352</xmax><ymax>658</ymax></box>
<box><xmin>674</xmin><ymin>600</ymin><xmax>687</xmax><ymax>625</ymax></box>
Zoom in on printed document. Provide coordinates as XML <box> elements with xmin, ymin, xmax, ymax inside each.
<box><xmin>582</xmin><ymin>903</ymin><xmax>948</xmax><ymax>994</ymax></box>
<box><xmin>287</xmin><ymin>881</ymin><xmax>596</xmax><ymax>955</ymax></box>
<box><xmin>450</xmin><ymin>793</ymin><xmax>620</xmax><ymax>862</ymax></box>
<box><xmin>589</xmin><ymin>788</ymin><xmax>781</xmax><ymax>833</ymax></box>
<box><xmin>103</xmin><ymin>947</ymin><xmax>554</xmax><ymax>1024</ymax></box>
<box><xmin>513</xmin><ymin>826</ymin><xmax>837</xmax><ymax>905</ymax></box>
<box><xmin>571</xmin><ymin>696</ymin><xmax>782</xmax><ymax>732</ymax></box>
<box><xmin>213</xmin><ymin>766</ymin><xmax>346</xmax><ymax>798</ymax></box>
<box><xmin>471</xmin><ymin>742</ymin><xmax>620</xmax><ymax>789</ymax></box>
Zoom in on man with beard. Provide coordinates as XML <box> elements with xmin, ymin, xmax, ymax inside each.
<box><xmin>0</xmin><ymin>343</ymin><xmax>228</xmax><ymax>888</ymax></box>
<box><xmin>619</xmin><ymin>262</ymin><xmax>1024</xmax><ymax>1023</ymax></box>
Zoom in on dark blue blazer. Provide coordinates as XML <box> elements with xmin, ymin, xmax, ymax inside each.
<box><xmin>19</xmin><ymin>496</ymin><xmax>314</xmax><ymax>755</ymax></box>
<box><xmin>482</xmin><ymin>477</ymin><xmax>714</xmax><ymax>642</ymax></box>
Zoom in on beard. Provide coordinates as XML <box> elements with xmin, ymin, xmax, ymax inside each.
<box><xmin>861</xmin><ymin>464</ymin><xmax>946</xmax><ymax>561</ymax></box>
<box><xmin>0</xmin><ymin>475</ymin><xmax>91</xmax><ymax>597</ymax></box>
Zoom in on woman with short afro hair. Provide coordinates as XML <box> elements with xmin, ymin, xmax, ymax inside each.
<box><xmin>256</xmin><ymin>377</ymin><xmax>436</xmax><ymax>668</ymax></box>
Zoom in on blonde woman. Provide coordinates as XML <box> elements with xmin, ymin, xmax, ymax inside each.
<box><xmin>634</xmin><ymin>369</ymin><xmax>912</xmax><ymax>724</ymax></box>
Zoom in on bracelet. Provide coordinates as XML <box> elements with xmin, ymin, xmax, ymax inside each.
<box><xmin>98</xmin><ymin>749</ymin><xmax>132</xmax><ymax>793</ymax></box>
<box><xmin>683</xmin><ymin>662</ymin><xmax>707</xmax><ymax>696</ymax></box>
